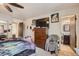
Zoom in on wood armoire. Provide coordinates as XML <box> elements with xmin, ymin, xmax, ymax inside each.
<box><xmin>33</xmin><ymin>28</ymin><xmax>47</xmax><ymax>49</ymax></box>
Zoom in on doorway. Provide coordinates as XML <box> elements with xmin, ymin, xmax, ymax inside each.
<box><xmin>18</xmin><ymin>22</ymin><xmax>24</xmax><ymax>38</ymax></box>
<box><xmin>61</xmin><ymin>15</ymin><xmax>76</xmax><ymax>50</ymax></box>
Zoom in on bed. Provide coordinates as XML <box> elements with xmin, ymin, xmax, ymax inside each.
<box><xmin>0</xmin><ymin>40</ymin><xmax>35</xmax><ymax>56</ymax></box>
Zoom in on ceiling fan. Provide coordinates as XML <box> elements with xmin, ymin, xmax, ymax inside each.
<box><xmin>0</xmin><ymin>3</ymin><xmax>24</xmax><ymax>12</ymax></box>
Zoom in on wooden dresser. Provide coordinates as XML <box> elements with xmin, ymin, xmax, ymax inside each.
<box><xmin>33</xmin><ymin>28</ymin><xmax>47</xmax><ymax>49</ymax></box>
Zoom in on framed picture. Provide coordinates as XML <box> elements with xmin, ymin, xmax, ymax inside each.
<box><xmin>63</xmin><ymin>24</ymin><xmax>70</xmax><ymax>32</ymax></box>
<box><xmin>51</xmin><ymin>13</ymin><xmax>59</xmax><ymax>23</ymax></box>
<box><xmin>32</xmin><ymin>20</ymin><xmax>36</xmax><ymax>25</ymax></box>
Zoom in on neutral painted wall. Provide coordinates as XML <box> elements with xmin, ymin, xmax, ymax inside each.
<box><xmin>24</xmin><ymin>8</ymin><xmax>79</xmax><ymax>48</ymax></box>
<box><xmin>0</xmin><ymin>17</ymin><xmax>23</xmax><ymax>38</ymax></box>
<box><xmin>60</xmin><ymin>18</ymin><xmax>70</xmax><ymax>35</ymax></box>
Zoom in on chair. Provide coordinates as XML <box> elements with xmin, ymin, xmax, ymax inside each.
<box><xmin>45</xmin><ymin>34</ymin><xmax>59</xmax><ymax>55</ymax></box>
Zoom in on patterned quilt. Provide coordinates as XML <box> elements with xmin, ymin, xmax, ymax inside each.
<box><xmin>0</xmin><ymin>40</ymin><xmax>35</xmax><ymax>56</ymax></box>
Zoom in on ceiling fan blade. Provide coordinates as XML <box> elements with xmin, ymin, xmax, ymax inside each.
<box><xmin>9</xmin><ymin>3</ymin><xmax>24</xmax><ymax>9</ymax></box>
<box><xmin>4</xmin><ymin>5</ymin><xmax>13</xmax><ymax>12</ymax></box>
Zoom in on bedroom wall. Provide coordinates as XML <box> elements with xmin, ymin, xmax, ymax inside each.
<box><xmin>23</xmin><ymin>7</ymin><xmax>79</xmax><ymax>48</ymax></box>
<box><xmin>23</xmin><ymin>15</ymin><xmax>49</xmax><ymax>42</ymax></box>
<box><xmin>0</xmin><ymin>15</ymin><xmax>23</xmax><ymax>38</ymax></box>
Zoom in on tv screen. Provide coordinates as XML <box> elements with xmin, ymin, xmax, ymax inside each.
<box><xmin>36</xmin><ymin>20</ymin><xmax>46</xmax><ymax>27</ymax></box>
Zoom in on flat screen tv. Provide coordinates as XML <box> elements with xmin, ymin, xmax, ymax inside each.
<box><xmin>36</xmin><ymin>20</ymin><xmax>46</xmax><ymax>27</ymax></box>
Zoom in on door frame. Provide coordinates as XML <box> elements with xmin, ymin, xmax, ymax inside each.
<box><xmin>70</xmin><ymin>15</ymin><xmax>77</xmax><ymax>48</ymax></box>
<box><xmin>61</xmin><ymin>15</ymin><xmax>77</xmax><ymax>48</ymax></box>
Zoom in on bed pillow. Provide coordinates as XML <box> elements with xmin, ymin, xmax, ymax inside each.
<box><xmin>24</xmin><ymin>36</ymin><xmax>33</xmax><ymax>43</ymax></box>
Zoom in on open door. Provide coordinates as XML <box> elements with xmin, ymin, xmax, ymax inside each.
<box><xmin>70</xmin><ymin>15</ymin><xmax>76</xmax><ymax>49</ymax></box>
<box><xmin>18</xmin><ymin>22</ymin><xmax>24</xmax><ymax>37</ymax></box>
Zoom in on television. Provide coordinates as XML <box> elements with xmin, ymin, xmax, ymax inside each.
<box><xmin>36</xmin><ymin>20</ymin><xmax>47</xmax><ymax>27</ymax></box>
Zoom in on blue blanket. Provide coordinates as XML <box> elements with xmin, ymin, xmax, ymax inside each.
<box><xmin>0</xmin><ymin>40</ymin><xmax>33</xmax><ymax>56</ymax></box>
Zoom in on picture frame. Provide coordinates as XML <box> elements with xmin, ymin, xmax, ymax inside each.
<box><xmin>63</xmin><ymin>24</ymin><xmax>70</xmax><ymax>32</ymax></box>
<box><xmin>32</xmin><ymin>20</ymin><xmax>36</xmax><ymax>26</ymax></box>
<box><xmin>51</xmin><ymin>13</ymin><xmax>59</xmax><ymax>23</ymax></box>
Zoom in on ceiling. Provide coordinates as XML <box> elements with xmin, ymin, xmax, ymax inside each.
<box><xmin>0</xmin><ymin>3</ymin><xmax>79</xmax><ymax>21</ymax></box>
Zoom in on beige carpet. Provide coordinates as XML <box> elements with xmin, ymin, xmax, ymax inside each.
<box><xmin>58</xmin><ymin>44</ymin><xmax>76</xmax><ymax>56</ymax></box>
<box><xmin>35</xmin><ymin>44</ymin><xmax>76</xmax><ymax>56</ymax></box>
